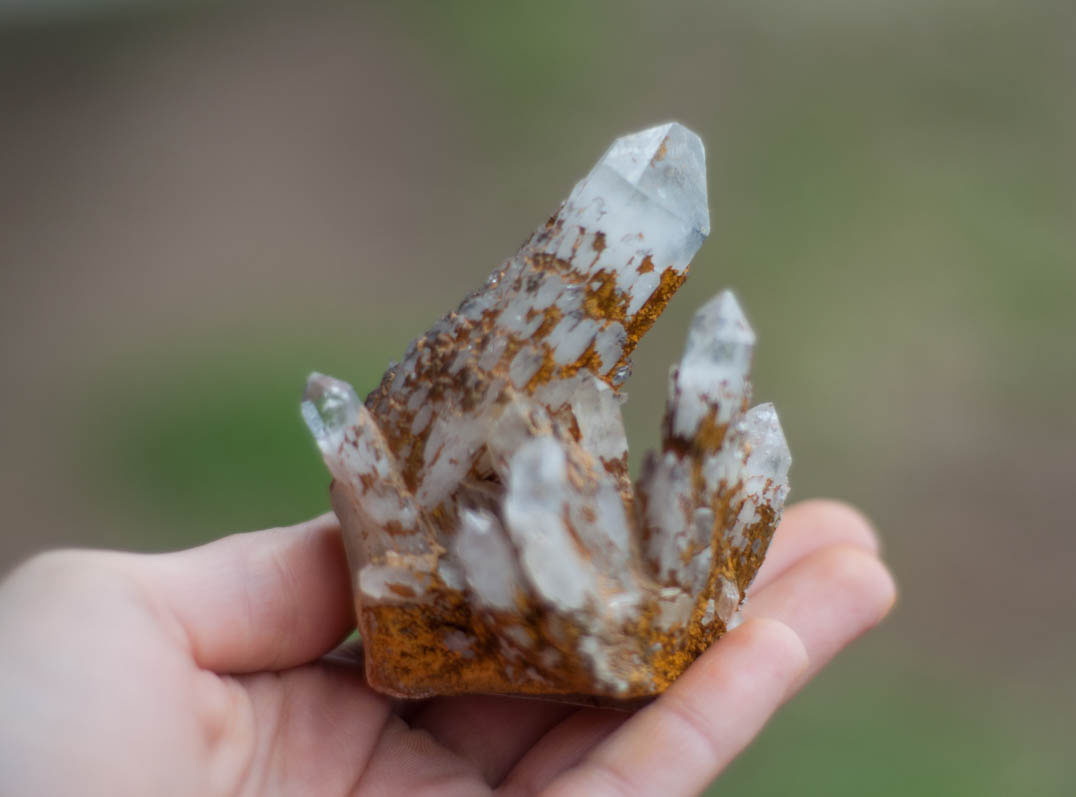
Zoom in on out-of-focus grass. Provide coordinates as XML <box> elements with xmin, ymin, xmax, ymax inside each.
<box><xmin>78</xmin><ymin>328</ymin><xmax>397</xmax><ymax>551</ymax></box>
<box><xmin>713</xmin><ymin>653</ymin><xmax>1072</xmax><ymax>796</ymax></box>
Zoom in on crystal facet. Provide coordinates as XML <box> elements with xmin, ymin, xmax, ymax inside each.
<box><xmin>301</xmin><ymin>372</ymin><xmax>360</xmax><ymax>455</ymax></box>
<box><xmin>304</xmin><ymin>123</ymin><xmax>791</xmax><ymax>702</ymax></box>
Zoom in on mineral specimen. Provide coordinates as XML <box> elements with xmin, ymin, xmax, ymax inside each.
<box><xmin>302</xmin><ymin>122</ymin><xmax>790</xmax><ymax>702</ymax></box>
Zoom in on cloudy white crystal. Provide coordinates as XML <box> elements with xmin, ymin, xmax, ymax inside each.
<box><xmin>454</xmin><ymin>508</ymin><xmax>522</xmax><ymax>611</ymax></box>
<box><xmin>670</xmin><ymin>290</ymin><xmax>756</xmax><ymax>436</ymax></box>
<box><xmin>503</xmin><ymin>437</ymin><xmax>598</xmax><ymax>614</ymax></box>
<box><xmin>724</xmin><ymin>402</ymin><xmax>792</xmax><ymax>550</ymax></box>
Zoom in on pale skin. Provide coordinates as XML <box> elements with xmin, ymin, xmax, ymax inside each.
<box><xmin>0</xmin><ymin>500</ymin><xmax>895</xmax><ymax>796</ymax></box>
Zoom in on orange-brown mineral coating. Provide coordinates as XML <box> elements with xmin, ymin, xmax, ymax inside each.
<box><xmin>360</xmin><ymin>592</ymin><xmax>733</xmax><ymax>700</ymax></box>
<box><xmin>362</xmin><ymin>220</ymin><xmax>681</xmax><ymax>508</ymax></box>
<box><xmin>358</xmin><ymin>562</ymin><xmax>765</xmax><ymax>700</ymax></box>
<box><xmin>361</xmin><ymin>589</ymin><xmax>641</xmax><ymax>699</ymax></box>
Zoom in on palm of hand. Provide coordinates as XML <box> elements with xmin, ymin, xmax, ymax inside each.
<box><xmin>0</xmin><ymin>501</ymin><xmax>893</xmax><ymax>796</ymax></box>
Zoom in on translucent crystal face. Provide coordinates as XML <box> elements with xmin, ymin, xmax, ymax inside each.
<box><xmin>303</xmin><ymin>123</ymin><xmax>791</xmax><ymax>701</ymax></box>
<box><xmin>593</xmin><ymin>121</ymin><xmax>710</xmax><ymax>237</ymax></box>
<box><xmin>670</xmin><ymin>289</ymin><xmax>757</xmax><ymax>436</ymax></box>
<box><xmin>683</xmin><ymin>291</ymin><xmax>755</xmax><ymax>370</ymax></box>
<box><xmin>301</xmin><ymin>373</ymin><xmax>359</xmax><ymax>455</ymax></box>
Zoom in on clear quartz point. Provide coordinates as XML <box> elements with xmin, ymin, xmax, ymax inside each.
<box><xmin>669</xmin><ymin>289</ymin><xmax>757</xmax><ymax>436</ymax></box>
<box><xmin>597</xmin><ymin>122</ymin><xmax>710</xmax><ymax>236</ymax></box>
<box><xmin>561</xmin><ymin>122</ymin><xmax>710</xmax><ymax>278</ymax></box>
<box><xmin>301</xmin><ymin>372</ymin><xmax>359</xmax><ymax>455</ymax></box>
<box><xmin>682</xmin><ymin>289</ymin><xmax>756</xmax><ymax>369</ymax></box>
<box><xmin>740</xmin><ymin>401</ymin><xmax>792</xmax><ymax>495</ymax></box>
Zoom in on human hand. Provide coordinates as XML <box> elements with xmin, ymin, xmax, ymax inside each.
<box><xmin>0</xmin><ymin>500</ymin><xmax>894</xmax><ymax>796</ymax></box>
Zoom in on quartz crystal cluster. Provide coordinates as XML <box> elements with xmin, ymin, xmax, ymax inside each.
<box><xmin>302</xmin><ymin>122</ymin><xmax>791</xmax><ymax>702</ymax></box>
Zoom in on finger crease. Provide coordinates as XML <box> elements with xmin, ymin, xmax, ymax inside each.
<box><xmin>585</xmin><ymin>757</ymin><xmax>639</xmax><ymax>797</ymax></box>
<box><xmin>265</xmin><ymin>545</ymin><xmax>302</xmax><ymax>666</ymax></box>
<box><xmin>346</xmin><ymin>701</ymin><xmax>398</xmax><ymax>795</ymax></box>
<box><xmin>659</xmin><ymin>692</ymin><xmax>723</xmax><ymax>762</ymax></box>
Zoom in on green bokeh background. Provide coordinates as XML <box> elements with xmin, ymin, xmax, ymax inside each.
<box><xmin>1</xmin><ymin>1</ymin><xmax>1073</xmax><ymax>793</ymax></box>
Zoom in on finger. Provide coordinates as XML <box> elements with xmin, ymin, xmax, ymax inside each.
<box><xmin>744</xmin><ymin>543</ymin><xmax>897</xmax><ymax>682</ymax></box>
<box><xmin>749</xmin><ymin>499</ymin><xmax>880</xmax><ymax>594</ymax></box>
<box><xmin>229</xmin><ymin>660</ymin><xmax>395</xmax><ymax>794</ymax></box>
<box><xmin>495</xmin><ymin>708</ymin><xmax>628</xmax><ymax>795</ymax></box>
<box><xmin>502</xmin><ymin>538</ymin><xmax>896</xmax><ymax>794</ymax></box>
<box><xmin>355</xmin><ymin>715</ymin><xmax>493</xmax><ymax>796</ymax></box>
<box><xmin>141</xmin><ymin>513</ymin><xmax>355</xmax><ymax>673</ymax></box>
<box><xmin>409</xmin><ymin>695</ymin><xmax>574</xmax><ymax>785</ymax></box>
<box><xmin>533</xmin><ymin>619</ymin><xmax>808</xmax><ymax>797</ymax></box>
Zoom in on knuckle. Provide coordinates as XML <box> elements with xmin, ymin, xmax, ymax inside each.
<box><xmin>8</xmin><ymin>549</ymin><xmax>91</xmax><ymax>586</ymax></box>
<box><xmin>660</xmin><ymin>692</ymin><xmax>722</xmax><ymax>761</ymax></box>
<box><xmin>800</xmin><ymin>499</ymin><xmax>881</xmax><ymax>553</ymax></box>
<box><xmin>6</xmin><ymin>548</ymin><xmax>149</xmax><ymax>607</ymax></box>
<box><xmin>818</xmin><ymin>544</ymin><xmax>898</xmax><ymax>620</ymax></box>
<box><xmin>749</xmin><ymin>617</ymin><xmax>810</xmax><ymax>671</ymax></box>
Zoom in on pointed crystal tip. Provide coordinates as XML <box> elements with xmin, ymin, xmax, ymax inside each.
<box><xmin>683</xmin><ymin>289</ymin><xmax>756</xmax><ymax>364</ymax></box>
<box><xmin>741</xmin><ymin>402</ymin><xmax>791</xmax><ymax>481</ymax></box>
<box><xmin>301</xmin><ymin>372</ymin><xmax>360</xmax><ymax>454</ymax></box>
<box><xmin>599</xmin><ymin>122</ymin><xmax>709</xmax><ymax>236</ymax></box>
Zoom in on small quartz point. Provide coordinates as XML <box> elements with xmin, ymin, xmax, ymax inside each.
<box><xmin>724</xmin><ymin>402</ymin><xmax>792</xmax><ymax>558</ymax></box>
<box><xmin>301</xmin><ymin>372</ymin><xmax>359</xmax><ymax>456</ymax></box>
<box><xmin>302</xmin><ymin>123</ymin><xmax>791</xmax><ymax>702</ymax></box>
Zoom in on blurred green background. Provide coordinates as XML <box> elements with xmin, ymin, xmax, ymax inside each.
<box><xmin>1</xmin><ymin>1</ymin><xmax>1073</xmax><ymax>793</ymax></box>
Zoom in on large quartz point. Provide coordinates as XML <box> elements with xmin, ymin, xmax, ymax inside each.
<box><xmin>303</xmin><ymin>122</ymin><xmax>791</xmax><ymax>702</ymax></box>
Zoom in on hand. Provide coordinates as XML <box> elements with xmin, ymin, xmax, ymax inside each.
<box><xmin>0</xmin><ymin>500</ymin><xmax>895</xmax><ymax>796</ymax></box>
